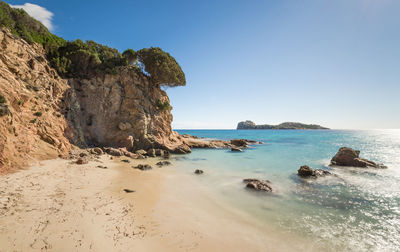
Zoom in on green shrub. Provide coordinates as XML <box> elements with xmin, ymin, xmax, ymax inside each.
<box><xmin>0</xmin><ymin>93</ymin><xmax>5</xmax><ymax>104</ymax></box>
<box><xmin>0</xmin><ymin>2</ymin><xmax>65</xmax><ymax>54</ymax></box>
<box><xmin>122</xmin><ymin>49</ymin><xmax>137</xmax><ymax>65</ymax></box>
<box><xmin>33</xmin><ymin>111</ymin><xmax>42</xmax><ymax>117</ymax></box>
<box><xmin>157</xmin><ymin>99</ymin><xmax>171</xmax><ymax>111</ymax></box>
<box><xmin>137</xmin><ymin>47</ymin><xmax>186</xmax><ymax>87</ymax></box>
<box><xmin>29</xmin><ymin>118</ymin><xmax>36</xmax><ymax>123</ymax></box>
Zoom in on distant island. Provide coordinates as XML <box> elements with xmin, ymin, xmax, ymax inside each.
<box><xmin>237</xmin><ymin>120</ymin><xmax>329</xmax><ymax>130</ymax></box>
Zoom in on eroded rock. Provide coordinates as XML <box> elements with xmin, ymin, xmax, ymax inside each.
<box><xmin>298</xmin><ymin>165</ymin><xmax>331</xmax><ymax>178</ymax></box>
<box><xmin>330</xmin><ymin>147</ymin><xmax>386</xmax><ymax>168</ymax></box>
<box><xmin>243</xmin><ymin>179</ymin><xmax>272</xmax><ymax>192</ymax></box>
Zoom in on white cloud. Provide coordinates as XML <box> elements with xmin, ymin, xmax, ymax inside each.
<box><xmin>10</xmin><ymin>3</ymin><xmax>54</xmax><ymax>31</ymax></box>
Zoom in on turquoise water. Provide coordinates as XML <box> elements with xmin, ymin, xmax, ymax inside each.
<box><xmin>174</xmin><ymin>129</ymin><xmax>400</xmax><ymax>251</ymax></box>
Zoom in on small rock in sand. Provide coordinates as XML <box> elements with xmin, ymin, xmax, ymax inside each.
<box><xmin>194</xmin><ymin>169</ymin><xmax>204</xmax><ymax>174</ymax></box>
<box><xmin>76</xmin><ymin>158</ymin><xmax>88</xmax><ymax>165</ymax></box>
<box><xmin>96</xmin><ymin>165</ymin><xmax>108</xmax><ymax>169</ymax></box>
<box><xmin>123</xmin><ymin>189</ymin><xmax>135</xmax><ymax>193</ymax></box>
<box><xmin>121</xmin><ymin>159</ymin><xmax>131</xmax><ymax>163</ymax></box>
<box><xmin>156</xmin><ymin>161</ymin><xmax>171</xmax><ymax>166</ymax></box>
<box><xmin>133</xmin><ymin>164</ymin><xmax>152</xmax><ymax>170</ymax></box>
<box><xmin>91</xmin><ymin>147</ymin><xmax>104</xmax><ymax>155</ymax></box>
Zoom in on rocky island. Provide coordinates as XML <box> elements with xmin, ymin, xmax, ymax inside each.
<box><xmin>237</xmin><ymin>120</ymin><xmax>329</xmax><ymax>130</ymax></box>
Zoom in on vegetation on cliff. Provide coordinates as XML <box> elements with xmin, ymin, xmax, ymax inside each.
<box><xmin>137</xmin><ymin>47</ymin><xmax>186</xmax><ymax>87</ymax></box>
<box><xmin>237</xmin><ymin>120</ymin><xmax>329</xmax><ymax>130</ymax></box>
<box><xmin>0</xmin><ymin>1</ymin><xmax>64</xmax><ymax>53</ymax></box>
<box><xmin>0</xmin><ymin>2</ymin><xmax>186</xmax><ymax>85</ymax></box>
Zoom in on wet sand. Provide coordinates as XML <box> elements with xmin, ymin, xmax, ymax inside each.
<box><xmin>0</xmin><ymin>154</ymin><xmax>322</xmax><ymax>252</ymax></box>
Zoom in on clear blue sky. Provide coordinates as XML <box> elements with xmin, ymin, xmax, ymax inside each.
<box><xmin>7</xmin><ymin>0</ymin><xmax>400</xmax><ymax>129</ymax></box>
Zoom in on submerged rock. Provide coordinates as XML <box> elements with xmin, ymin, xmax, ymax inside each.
<box><xmin>231</xmin><ymin>147</ymin><xmax>243</xmax><ymax>152</ymax></box>
<box><xmin>194</xmin><ymin>169</ymin><xmax>204</xmax><ymax>174</ymax></box>
<box><xmin>230</xmin><ymin>139</ymin><xmax>248</xmax><ymax>147</ymax></box>
<box><xmin>243</xmin><ymin>179</ymin><xmax>272</xmax><ymax>192</ymax></box>
<box><xmin>298</xmin><ymin>165</ymin><xmax>331</xmax><ymax>178</ymax></box>
<box><xmin>330</xmin><ymin>147</ymin><xmax>387</xmax><ymax>168</ymax></box>
<box><xmin>133</xmin><ymin>164</ymin><xmax>152</xmax><ymax>170</ymax></box>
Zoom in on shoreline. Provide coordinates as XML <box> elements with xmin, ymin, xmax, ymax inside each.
<box><xmin>0</xmin><ymin>154</ymin><xmax>326</xmax><ymax>251</ymax></box>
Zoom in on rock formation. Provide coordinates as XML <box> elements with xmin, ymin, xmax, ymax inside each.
<box><xmin>330</xmin><ymin>147</ymin><xmax>386</xmax><ymax>168</ymax></box>
<box><xmin>237</xmin><ymin>120</ymin><xmax>329</xmax><ymax>130</ymax></box>
<box><xmin>297</xmin><ymin>165</ymin><xmax>331</xmax><ymax>178</ymax></box>
<box><xmin>0</xmin><ymin>28</ymin><xmax>72</xmax><ymax>173</ymax></box>
<box><xmin>243</xmin><ymin>179</ymin><xmax>272</xmax><ymax>192</ymax></box>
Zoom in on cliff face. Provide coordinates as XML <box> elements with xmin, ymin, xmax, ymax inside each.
<box><xmin>63</xmin><ymin>67</ymin><xmax>187</xmax><ymax>152</ymax></box>
<box><xmin>0</xmin><ymin>28</ymin><xmax>188</xmax><ymax>173</ymax></box>
<box><xmin>0</xmin><ymin>28</ymin><xmax>72</xmax><ymax>173</ymax></box>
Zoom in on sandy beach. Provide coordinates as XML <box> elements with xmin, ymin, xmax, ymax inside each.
<box><xmin>0</xmin><ymin>154</ymin><xmax>323</xmax><ymax>252</ymax></box>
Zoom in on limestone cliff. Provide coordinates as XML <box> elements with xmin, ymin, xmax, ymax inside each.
<box><xmin>0</xmin><ymin>28</ymin><xmax>189</xmax><ymax>173</ymax></box>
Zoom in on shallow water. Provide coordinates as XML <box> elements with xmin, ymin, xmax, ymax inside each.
<box><xmin>174</xmin><ymin>129</ymin><xmax>400</xmax><ymax>251</ymax></box>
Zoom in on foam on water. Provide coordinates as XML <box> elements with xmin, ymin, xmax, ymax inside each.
<box><xmin>174</xmin><ymin>129</ymin><xmax>400</xmax><ymax>251</ymax></box>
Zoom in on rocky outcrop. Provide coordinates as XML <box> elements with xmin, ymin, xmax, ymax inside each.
<box><xmin>297</xmin><ymin>165</ymin><xmax>331</xmax><ymax>178</ymax></box>
<box><xmin>0</xmin><ymin>28</ymin><xmax>72</xmax><ymax>173</ymax></box>
<box><xmin>243</xmin><ymin>179</ymin><xmax>272</xmax><ymax>192</ymax></box>
<box><xmin>237</xmin><ymin>120</ymin><xmax>329</xmax><ymax>130</ymax></box>
<box><xmin>330</xmin><ymin>147</ymin><xmax>386</xmax><ymax>168</ymax></box>
<box><xmin>0</xmin><ymin>27</ymin><xmax>191</xmax><ymax>173</ymax></box>
<box><xmin>63</xmin><ymin>68</ymin><xmax>188</xmax><ymax>153</ymax></box>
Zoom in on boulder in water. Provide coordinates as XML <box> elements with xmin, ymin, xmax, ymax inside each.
<box><xmin>298</xmin><ymin>165</ymin><xmax>331</xmax><ymax>178</ymax></box>
<box><xmin>330</xmin><ymin>147</ymin><xmax>386</xmax><ymax>168</ymax></box>
<box><xmin>243</xmin><ymin>179</ymin><xmax>272</xmax><ymax>192</ymax></box>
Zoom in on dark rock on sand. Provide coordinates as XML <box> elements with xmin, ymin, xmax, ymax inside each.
<box><xmin>96</xmin><ymin>165</ymin><xmax>108</xmax><ymax>169</ymax></box>
<box><xmin>298</xmin><ymin>165</ymin><xmax>331</xmax><ymax>178</ymax></box>
<box><xmin>155</xmin><ymin>149</ymin><xmax>164</xmax><ymax>156</ymax></box>
<box><xmin>156</xmin><ymin>161</ymin><xmax>171</xmax><ymax>166</ymax></box>
<box><xmin>104</xmin><ymin>147</ymin><xmax>123</xmax><ymax>156</ymax></box>
<box><xmin>147</xmin><ymin>148</ymin><xmax>156</xmax><ymax>157</ymax></box>
<box><xmin>79</xmin><ymin>152</ymin><xmax>88</xmax><ymax>157</ymax></box>
<box><xmin>76</xmin><ymin>158</ymin><xmax>88</xmax><ymax>165</ymax></box>
<box><xmin>123</xmin><ymin>189</ymin><xmax>135</xmax><ymax>193</ymax></box>
<box><xmin>121</xmin><ymin>159</ymin><xmax>130</xmax><ymax>163</ymax></box>
<box><xmin>133</xmin><ymin>164</ymin><xmax>152</xmax><ymax>170</ymax></box>
<box><xmin>243</xmin><ymin>179</ymin><xmax>272</xmax><ymax>192</ymax></box>
<box><xmin>135</xmin><ymin>149</ymin><xmax>147</xmax><ymax>156</ymax></box>
<box><xmin>330</xmin><ymin>147</ymin><xmax>387</xmax><ymax>168</ymax></box>
<box><xmin>91</xmin><ymin>147</ymin><xmax>104</xmax><ymax>155</ymax></box>
<box><xmin>194</xmin><ymin>169</ymin><xmax>204</xmax><ymax>174</ymax></box>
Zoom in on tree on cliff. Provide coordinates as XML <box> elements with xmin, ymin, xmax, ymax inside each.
<box><xmin>122</xmin><ymin>49</ymin><xmax>137</xmax><ymax>65</ymax></box>
<box><xmin>137</xmin><ymin>47</ymin><xmax>186</xmax><ymax>87</ymax></box>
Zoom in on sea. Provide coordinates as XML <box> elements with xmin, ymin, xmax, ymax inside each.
<box><xmin>173</xmin><ymin>129</ymin><xmax>400</xmax><ymax>251</ymax></box>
